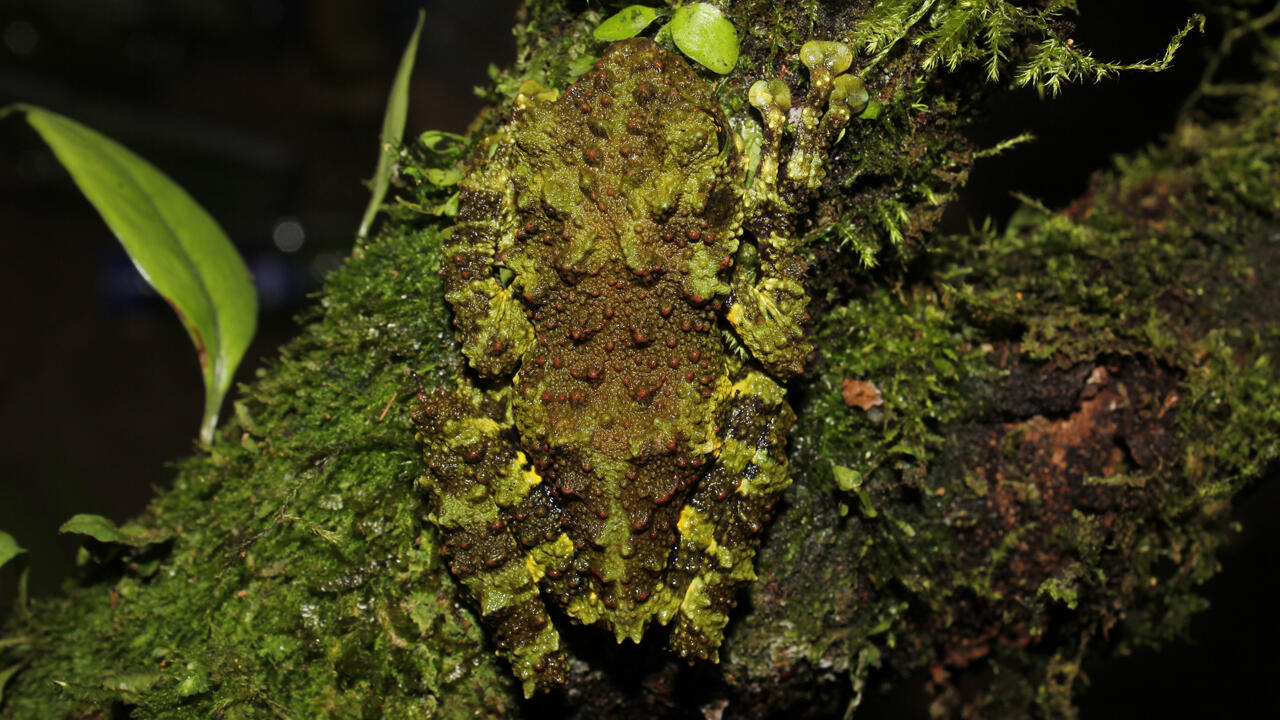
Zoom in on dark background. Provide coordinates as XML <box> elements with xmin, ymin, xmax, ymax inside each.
<box><xmin>0</xmin><ymin>1</ymin><xmax>1274</xmax><ymax>717</ymax></box>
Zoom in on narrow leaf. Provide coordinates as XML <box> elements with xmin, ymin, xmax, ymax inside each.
<box><xmin>0</xmin><ymin>661</ymin><xmax>28</xmax><ymax>708</ymax></box>
<box><xmin>594</xmin><ymin>5</ymin><xmax>661</xmax><ymax>41</ymax></box>
<box><xmin>668</xmin><ymin>2</ymin><xmax>739</xmax><ymax>74</ymax></box>
<box><xmin>0</xmin><ymin>531</ymin><xmax>24</xmax><ymax>570</ymax></box>
<box><xmin>358</xmin><ymin>10</ymin><xmax>425</xmax><ymax>240</ymax></box>
<box><xmin>7</xmin><ymin>104</ymin><xmax>257</xmax><ymax>445</ymax></box>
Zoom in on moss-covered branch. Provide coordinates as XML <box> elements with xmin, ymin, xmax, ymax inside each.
<box><xmin>3</xmin><ymin>1</ymin><xmax>1277</xmax><ymax>718</ymax></box>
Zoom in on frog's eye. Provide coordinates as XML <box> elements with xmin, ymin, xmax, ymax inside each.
<box><xmin>712</xmin><ymin>117</ymin><xmax>730</xmax><ymax>158</ymax></box>
<box><xmin>693</xmin><ymin>106</ymin><xmax>731</xmax><ymax>158</ymax></box>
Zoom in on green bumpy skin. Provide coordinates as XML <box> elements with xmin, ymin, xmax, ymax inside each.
<box><xmin>413</xmin><ymin>38</ymin><xmax>863</xmax><ymax>696</ymax></box>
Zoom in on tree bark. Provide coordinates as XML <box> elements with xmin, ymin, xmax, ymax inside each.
<box><xmin>3</xmin><ymin>2</ymin><xmax>1277</xmax><ymax>718</ymax></box>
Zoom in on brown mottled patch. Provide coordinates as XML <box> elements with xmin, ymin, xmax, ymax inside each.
<box><xmin>924</xmin><ymin>354</ymin><xmax>1179</xmax><ymax>673</ymax></box>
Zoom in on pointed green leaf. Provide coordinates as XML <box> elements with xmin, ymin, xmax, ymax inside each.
<box><xmin>0</xmin><ymin>531</ymin><xmax>24</xmax><ymax>570</ymax></box>
<box><xmin>594</xmin><ymin>5</ymin><xmax>661</xmax><ymax>41</ymax></box>
<box><xmin>59</xmin><ymin>514</ymin><xmax>129</xmax><ymax>544</ymax></box>
<box><xmin>6</xmin><ymin>104</ymin><xmax>257</xmax><ymax>445</ymax></box>
<box><xmin>831</xmin><ymin>465</ymin><xmax>863</xmax><ymax>492</ymax></box>
<box><xmin>58</xmin><ymin>514</ymin><xmax>169</xmax><ymax>547</ymax></box>
<box><xmin>358</xmin><ymin>10</ymin><xmax>425</xmax><ymax>240</ymax></box>
<box><xmin>668</xmin><ymin>2</ymin><xmax>739</xmax><ymax>74</ymax></box>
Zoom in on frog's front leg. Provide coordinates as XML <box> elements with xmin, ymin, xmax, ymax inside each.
<box><xmin>665</xmin><ymin>368</ymin><xmax>795</xmax><ymax>660</ymax></box>
<box><xmin>728</xmin><ymin>41</ymin><xmax>867</xmax><ymax>376</ymax></box>
<box><xmin>411</xmin><ymin>385</ymin><xmax>567</xmax><ymax>696</ymax></box>
<box><xmin>443</xmin><ymin>154</ymin><xmax>535</xmax><ymax>378</ymax></box>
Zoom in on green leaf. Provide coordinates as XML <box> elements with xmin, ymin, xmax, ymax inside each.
<box><xmin>418</xmin><ymin>130</ymin><xmax>466</xmax><ymax>152</ymax></box>
<box><xmin>58</xmin><ymin>514</ymin><xmax>169</xmax><ymax>547</ymax></box>
<box><xmin>0</xmin><ymin>531</ymin><xmax>24</xmax><ymax>569</ymax></box>
<box><xmin>831</xmin><ymin>465</ymin><xmax>878</xmax><ymax>517</ymax></box>
<box><xmin>831</xmin><ymin>465</ymin><xmax>863</xmax><ymax>492</ymax></box>
<box><xmin>668</xmin><ymin>2</ymin><xmax>739</xmax><ymax>74</ymax></box>
<box><xmin>594</xmin><ymin>5</ymin><xmax>661</xmax><ymax>41</ymax></box>
<box><xmin>5</xmin><ymin>104</ymin><xmax>257</xmax><ymax>445</ymax></box>
<box><xmin>358</xmin><ymin>10</ymin><xmax>425</xmax><ymax>241</ymax></box>
<box><xmin>0</xmin><ymin>661</ymin><xmax>27</xmax><ymax>708</ymax></box>
<box><xmin>59</xmin><ymin>514</ymin><xmax>128</xmax><ymax>543</ymax></box>
<box><xmin>424</xmin><ymin>167</ymin><xmax>462</xmax><ymax>187</ymax></box>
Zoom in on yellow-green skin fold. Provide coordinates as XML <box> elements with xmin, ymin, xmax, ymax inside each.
<box><xmin>413</xmin><ymin>38</ymin><xmax>863</xmax><ymax>696</ymax></box>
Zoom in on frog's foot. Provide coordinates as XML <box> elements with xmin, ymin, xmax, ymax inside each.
<box><xmin>725</xmin><ymin>252</ymin><xmax>810</xmax><ymax>377</ymax></box>
<box><xmin>411</xmin><ymin>387</ymin><xmax>567</xmax><ymax>696</ymax></box>
<box><xmin>730</xmin><ymin>42</ymin><xmax>869</xmax><ymax>377</ymax></box>
<box><xmin>748</xmin><ymin>41</ymin><xmax>869</xmax><ymax>202</ymax></box>
<box><xmin>787</xmin><ymin>41</ymin><xmax>869</xmax><ymax>192</ymax></box>
<box><xmin>444</xmin><ymin>219</ymin><xmax>535</xmax><ymax>379</ymax></box>
<box><xmin>665</xmin><ymin>371</ymin><xmax>795</xmax><ymax>659</ymax></box>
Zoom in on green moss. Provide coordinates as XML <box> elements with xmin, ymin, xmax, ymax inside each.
<box><xmin>1</xmin><ymin>220</ymin><xmax>519</xmax><ymax>718</ymax></box>
<box><xmin>730</xmin><ymin>62</ymin><xmax>1280</xmax><ymax>718</ymax></box>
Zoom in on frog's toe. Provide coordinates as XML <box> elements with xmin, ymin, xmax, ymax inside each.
<box><xmin>507</xmin><ymin>612</ymin><xmax>569</xmax><ymax>697</ymax></box>
<box><xmin>800</xmin><ymin>40</ymin><xmax>853</xmax><ymax>76</ymax></box>
<box><xmin>832</xmin><ymin>74</ymin><xmax>870</xmax><ymax>115</ymax></box>
<box><xmin>669</xmin><ymin>573</ymin><xmax>732</xmax><ymax>662</ymax></box>
<box><xmin>727</xmin><ymin>275</ymin><xmax>811</xmax><ymax>377</ymax></box>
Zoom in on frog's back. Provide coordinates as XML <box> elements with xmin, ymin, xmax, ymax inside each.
<box><xmin>485</xmin><ymin>39</ymin><xmax>745</xmax><ymax>636</ymax></box>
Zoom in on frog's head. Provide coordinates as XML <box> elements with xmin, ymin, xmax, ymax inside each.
<box><xmin>508</xmin><ymin>38</ymin><xmax>744</xmax><ymax>291</ymax></box>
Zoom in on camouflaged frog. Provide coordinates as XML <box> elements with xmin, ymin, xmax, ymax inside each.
<box><xmin>412</xmin><ymin>38</ymin><xmax>867</xmax><ymax>696</ymax></box>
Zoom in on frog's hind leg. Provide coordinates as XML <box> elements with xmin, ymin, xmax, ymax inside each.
<box><xmin>666</xmin><ymin>370</ymin><xmax>795</xmax><ymax>660</ymax></box>
<box><xmin>443</xmin><ymin>150</ymin><xmax>535</xmax><ymax>379</ymax></box>
<box><xmin>411</xmin><ymin>386</ymin><xmax>566</xmax><ymax>696</ymax></box>
<box><xmin>730</xmin><ymin>41</ymin><xmax>866</xmax><ymax>377</ymax></box>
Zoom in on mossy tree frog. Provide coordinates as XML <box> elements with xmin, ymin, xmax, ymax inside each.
<box><xmin>412</xmin><ymin>38</ymin><xmax>866</xmax><ymax>696</ymax></box>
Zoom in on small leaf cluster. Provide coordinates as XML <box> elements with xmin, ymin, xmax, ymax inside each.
<box><xmin>594</xmin><ymin>3</ymin><xmax>739</xmax><ymax>74</ymax></box>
